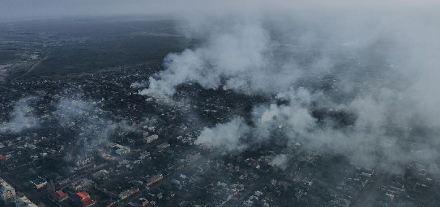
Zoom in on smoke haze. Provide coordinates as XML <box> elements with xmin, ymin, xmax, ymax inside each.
<box><xmin>2</xmin><ymin>0</ymin><xmax>440</xmax><ymax>172</ymax></box>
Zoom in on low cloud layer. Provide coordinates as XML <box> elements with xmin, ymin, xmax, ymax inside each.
<box><xmin>141</xmin><ymin>4</ymin><xmax>440</xmax><ymax>172</ymax></box>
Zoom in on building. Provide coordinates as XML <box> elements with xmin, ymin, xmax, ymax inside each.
<box><xmin>72</xmin><ymin>192</ymin><xmax>96</xmax><ymax>207</ymax></box>
<box><xmin>0</xmin><ymin>178</ymin><xmax>16</xmax><ymax>204</ymax></box>
<box><xmin>144</xmin><ymin>134</ymin><xmax>159</xmax><ymax>144</ymax></box>
<box><xmin>147</xmin><ymin>174</ymin><xmax>164</xmax><ymax>187</ymax></box>
<box><xmin>30</xmin><ymin>177</ymin><xmax>47</xmax><ymax>190</ymax></box>
<box><xmin>53</xmin><ymin>190</ymin><xmax>69</xmax><ymax>202</ymax></box>
<box><xmin>0</xmin><ymin>154</ymin><xmax>8</xmax><ymax>161</ymax></box>
<box><xmin>15</xmin><ymin>196</ymin><xmax>38</xmax><ymax>207</ymax></box>
<box><xmin>156</xmin><ymin>143</ymin><xmax>170</xmax><ymax>152</ymax></box>
<box><xmin>112</xmin><ymin>143</ymin><xmax>130</xmax><ymax>156</ymax></box>
<box><xmin>118</xmin><ymin>188</ymin><xmax>139</xmax><ymax>200</ymax></box>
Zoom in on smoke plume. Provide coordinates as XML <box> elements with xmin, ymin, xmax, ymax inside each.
<box><xmin>195</xmin><ymin>117</ymin><xmax>250</xmax><ymax>153</ymax></box>
<box><xmin>0</xmin><ymin>97</ymin><xmax>39</xmax><ymax>134</ymax></box>
<box><xmin>140</xmin><ymin>3</ymin><xmax>440</xmax><ymax>172</ymax></box>
<box><xmin>54</xmin><ymin>96</ymin><xmax>118</xmax><ymax>162</ymax></box>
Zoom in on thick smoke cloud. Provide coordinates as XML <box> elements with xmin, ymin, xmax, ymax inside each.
<box><xmin>141</xmin><ymin>3</ymin><xmax>440</xmax><ymax>172</ymax></box>
<box><xmin>0</xmin><ymin>97</ymin><xmax>39</xmax><ymax>134</ymax></box>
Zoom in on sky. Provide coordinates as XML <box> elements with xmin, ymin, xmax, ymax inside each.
<box><xmin>1</xmin><ymin>0</ymin><xmax>440</xmax><ymax>21</ymax></box>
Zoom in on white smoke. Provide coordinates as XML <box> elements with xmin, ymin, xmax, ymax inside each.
<box><xmin>195</xmin><ymin>117</ymin><xmax>250</xmax><ymax>152</ymax></box>
<box><xmin>55</xmin><ymin>97</ymin><xmax>118</xmax><ymax>161</ymax></box>
<box><xmin>139</xmin><ymin>2</ymin><xmax>440</xmax><ymax>172</ymax></box>
<box><xmin>0</xmin><ymin>97</ymin><xmax>39</xmax><ymax>133</ymax></box>
<box><xmin>270</xmin><ymin>154</ymin><xmax>288</xmax><ymax>170</ymax></box>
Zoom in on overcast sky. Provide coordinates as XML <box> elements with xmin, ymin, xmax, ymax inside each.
<box><xmin>1</xmin><ymin>0</ymin><xmax>439</xmax><ymax>21</ymax></box>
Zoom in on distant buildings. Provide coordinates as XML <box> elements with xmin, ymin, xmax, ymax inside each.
<box><xmin>0</xmin><ymin>178</ymin><xmax>16</xmax><ymax>204</ymax></box>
